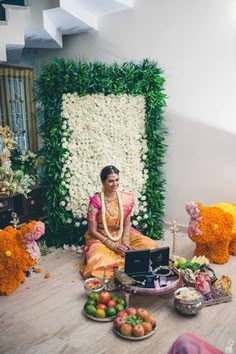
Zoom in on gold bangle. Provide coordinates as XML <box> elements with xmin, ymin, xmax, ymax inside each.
<box><xmin>102</xmin><ymin>238</ymin><xmax>108</xmax><ymax>246</ymax></box>
<box><xmin>103</xmin><ymin>238</ymin><xmax>117</xmax><ymax>252</ymax></box>
<box><xmin>123</xmin><ymin>233</ymin><xmax>130</xmax><ymax>246</ymax></box>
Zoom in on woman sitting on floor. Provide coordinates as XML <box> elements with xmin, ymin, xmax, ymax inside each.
<box><xmin>81</xmin><ymin>165</ymin><xmax>158</xmax><ymax>279</ymax></box>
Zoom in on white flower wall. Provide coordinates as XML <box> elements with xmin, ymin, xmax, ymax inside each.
<box><xmin>60</xmin><ymin>93</ymin><xmax>148</xmax><ymax>223</ymax></box>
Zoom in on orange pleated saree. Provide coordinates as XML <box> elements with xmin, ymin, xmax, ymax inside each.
<box><xmin>81</xmin><ymin>192</ymin><xmax>158</xmax><ymax>279</ymax></box>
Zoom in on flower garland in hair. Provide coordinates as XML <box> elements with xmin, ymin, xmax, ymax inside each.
<box><xmin>101</xmin><ymin>191</ymin><xmax>124</xmax><ymax>241</ymax></box>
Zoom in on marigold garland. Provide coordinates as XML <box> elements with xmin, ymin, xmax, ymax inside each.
<box><xmin>0</xmin><ymin>221</ymin><xmax>45</xmax><ymax>295</ymax></box>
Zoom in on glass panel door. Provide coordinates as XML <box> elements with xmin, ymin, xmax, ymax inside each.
<box><xmin>7</xmin><ymin>77</ymin><xmax>28</xmax><ymax>150</ymax></box>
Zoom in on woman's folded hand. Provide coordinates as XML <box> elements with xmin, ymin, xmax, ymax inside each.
<box><xmin>116</xmin><ymin>244</ymin><xmax>131</xmax><ymax>256</ymax></box>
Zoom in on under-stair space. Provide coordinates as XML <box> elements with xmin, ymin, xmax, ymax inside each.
<box><xmin>0</xmin><ymin>0</ymin><xmax>134</xmax><ymax>62</ymax></box>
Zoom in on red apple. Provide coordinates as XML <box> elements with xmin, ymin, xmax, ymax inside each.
<box><xmin>98</xmin><ymin>291</ymin><xmax>111</xmax><ymax>304</ymax></box>
<box><xmin>141</xmin><ymin>322</ymin><xmax>153</xmax><ymax>334</ymax></box>
<box><xmin>126</xmin><ymin>307</ymin><xmax>137</xmax><ymax>315</ymax></box>
<box><xmin>96</xmin><ymin>303</ymin><xmax>107</xmax><ymax>310</ymax></box>
<box><xmin>136</xmin><ymin>308</ymin><xmax>149</xmax><ymax>321</ymax></box>
<box><xmin>113</xmin><ymin>316</ymin><xmax>126</xmax><ymax>330</ymax></box>
<box><xmin>116</xmin><ymin>310</ymin><xmax>127</xmax><ymax>318</ymax></box>
<box><xmin>146</xmin><ymin>314</ymin><xmax>156</xmax><ymax>328</ymax></box>
<box><xmin>132</xmin><ymin>324</ymin><xmax>145</xmax><ymax>337</ymax></box>
<box><xmin>120</xmin><ymin>323</ymin><xmax>132</xmax><ymax>336</ymax></box>
<box><xmin>107</xmin><ymin>300</ymin><xmax>117</xmax><ymax>307</ymax></box>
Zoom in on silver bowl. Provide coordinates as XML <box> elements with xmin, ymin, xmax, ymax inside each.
<box><xmin>174</xmin><ymin>287</ymin><xmax>203</xmax><ymax>315</ymax></box>
<box><xmin>84</xmin><ymin>277</ymin><xmax>105</xmax><ymax>296</ymax></box>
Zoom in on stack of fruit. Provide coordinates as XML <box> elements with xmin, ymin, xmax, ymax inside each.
<box><xmin>84</xmin><ymin>291</ymin><xmax>127</xmax><ymax>321</ymax></box>
<box><xmin>113</xmin><ymin>307</ymin><xmax>156</xmax><ymax>339</ymax></box>
<box><xmin>172</xmin><ymin>255</ymin><xmax>209</xmax><ymax>271</ymax></box>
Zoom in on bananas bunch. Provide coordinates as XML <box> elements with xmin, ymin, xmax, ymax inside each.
<box><xmin>172</xmin><ymin>255</ymin><xmax>209</xmax><ymax>270</ymax></box>
<box><xmin>191</xmin><ymin>255</ymin><xmax>209</xmax><ymax>266</ymax></box>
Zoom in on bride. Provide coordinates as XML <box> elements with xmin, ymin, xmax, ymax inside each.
<box><xmin>81</xmin><ymin>165</ymin><xmax>158</xmax><ymax>279</ymax></box>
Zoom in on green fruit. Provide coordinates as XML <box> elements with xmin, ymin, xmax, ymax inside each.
<box><xmin>88</xmin><ymin>292</ymin><xmax>99</xmax><ymax>301</ymax></box>
<box><xmin>106</xmin><ymin>306</ymin><xmax>117</xmax><ymax>317</ymax></box>
<box><xmin>117</xmin><ymin>298</ymin><xmax>126</xmax><ymax>307</ymax></box>
<box><xmin>181</xmin><ymin>260</ymin><xmax>191</xmax><ymax>269</ymax></box>
<box><xmin>191</xmin><ymin>262</ymin><xmax>200</xmax><ymax>271</ymax></box>
<box><xmin>111</xmin><ymin>294</ymin><xmax>119</xmax><ymax>302</ymax></box>
<box><xmin>85</xmin><ymin>305</ymin><xmax>97</xmax><ymax>316</ymax></box>
<box><xmin>178</xmin><ymin>257</ymin><xmax>187</xmax><ymax>267</ymax></box>
<box><xmin>115</xmin><ymin>303</ymin><xmax>125</xmax><ymax>312</ymax></box>
<box><xmin>173</xmin><ymin>260</ymin><xmax>179</xmax><ymax>268</ymax></box>
<box><xmin>86</xmin><ymin>300</ymin><xmax>96</xmax><ymax>307</ymax></box>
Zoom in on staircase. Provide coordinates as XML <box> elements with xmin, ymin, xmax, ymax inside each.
<box><xmin>0</xmin><ymin>0</ymin><xmax>134</xmax><ymax>62</ymax></box>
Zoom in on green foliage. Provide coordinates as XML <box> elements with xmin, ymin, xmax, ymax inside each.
<box><xmin>37</xmin><ymin>58</ymin><xmax>167</xmax><ymax>246</ymax></box>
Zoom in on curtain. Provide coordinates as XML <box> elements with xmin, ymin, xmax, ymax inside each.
<box><xmin>0</xmin><ymin>65</ymin><xmax>38</xmax><ymax>152</ymax></box>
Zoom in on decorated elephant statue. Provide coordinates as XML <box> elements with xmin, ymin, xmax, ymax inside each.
<box><xmin>185</xmin><ymin>201</ymin><xmax>236</xmax><ymax>264</ymax></box>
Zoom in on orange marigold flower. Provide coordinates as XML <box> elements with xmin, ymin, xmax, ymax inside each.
<box><xmin>44</xmin><ymin>272</ymin><xmax>51</xmax><ymax>279</ymax></box>
<box><xmin>5</xmin><ymin>250</ymin><xmax>12</xmax><ymax>257</ymax></box>
<box><xmin>34</xmin><ymin>266</ymin><xmax>42</xmax><ymax>273</ymax></box>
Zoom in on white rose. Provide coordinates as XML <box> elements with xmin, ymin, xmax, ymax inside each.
<box><xmin>61</xmin><ymin>94</ymin><xmax>147</xmax><ymax>218</ymax></box>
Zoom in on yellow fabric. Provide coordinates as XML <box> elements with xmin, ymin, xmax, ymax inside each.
<box><xmin>82</xmin><ymin>196</ymin><xmax>157</xmax><ymax>279</ymax></box>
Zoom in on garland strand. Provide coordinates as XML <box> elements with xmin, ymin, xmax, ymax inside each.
<box><xmin>101</xmin><ymin>191</ymin><xmax>124</xmax><ymax>241</ymax></box>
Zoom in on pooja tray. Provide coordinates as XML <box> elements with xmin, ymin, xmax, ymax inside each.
<box><xmin>203</xmin><ymin>293</ymin><xmax>233</xmax><ymax>307</ymax></box>
<box><xmin>121</xmin><ymin>272</ymin><xmax>183</xmax><ymax>296</ymax></box>
<box><xmin>113</xmin><ymin>325</ymin><xmax>156</xmax><ymax>341</ymax></box>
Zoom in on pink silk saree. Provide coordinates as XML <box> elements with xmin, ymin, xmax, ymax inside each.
<box><xmin>81</xmin><ymin>192</ymin><xmax>157</xmax><ymax>279</ymax></box>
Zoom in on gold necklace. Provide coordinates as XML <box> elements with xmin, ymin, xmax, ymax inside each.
<box><xmin>101</xmin><ymin>191</ymin><xmax>124</xmax><ymax>241</ymax></box>
<box><xmin>104</xmin><ymin>194</ymin><xmax>117</xmax><ymax>217</ymax></box>
<box><xmin>105</xmin><ymin>193</ymin><xmax>117</xmax><ymax>202</ymax></box>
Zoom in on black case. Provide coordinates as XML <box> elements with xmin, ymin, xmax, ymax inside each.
<box><xmin>0</xmin><ymin>209</ymin><xmax>12</xmax><ymax>229</ymax></box>
<box><xmin>150</xmin><ymin>246</ymin><xmax>170</xmax><ymax>270</ymax></box>
<box><xmin>124</xmin><ymin>249</ymin><xmax>150</xmax><ymax>277</ymax></box>
<box><xmin>124</xmin><ymin>247</ymin><xmax>170</xmax><ymax>277</ymax></box>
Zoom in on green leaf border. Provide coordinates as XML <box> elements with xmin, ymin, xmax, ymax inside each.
<box><xmin>37</xmin><ymin>58</ymin><xmax>167</xmax><ymax>246</ymax></box>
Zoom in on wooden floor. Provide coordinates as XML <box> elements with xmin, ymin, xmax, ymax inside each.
<box><xmin>1</xmin><ymin>231</ymin><xmax>236</xmax><ymax>354</ymax></box>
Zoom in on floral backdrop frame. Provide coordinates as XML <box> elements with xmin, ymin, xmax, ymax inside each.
<box><xmin>37</xmin><ymin>59</ymin><xmax>167</xmax><ymax>246</ymax></box>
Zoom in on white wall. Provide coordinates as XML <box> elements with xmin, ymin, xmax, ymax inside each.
<box><xmin>34</xmin><ymin>0</ymin><xmax>236</xmax><ymax>225</ymax></box>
